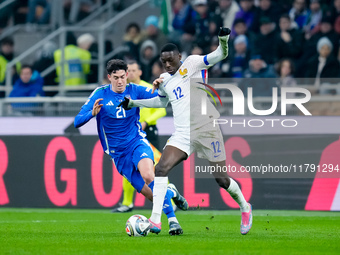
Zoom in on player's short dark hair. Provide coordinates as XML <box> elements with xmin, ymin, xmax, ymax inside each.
<box><xmin>161</xmin><ymin>43</ymin><xmax>179</xmax><ymax>54</ymax></box>
<box><xmin>106</xmin><ymin>59</ymin><xmax>128</xmax><ymax>74</ymax></box>
<box><xmin>126</xmin><ymin>60</ymin><xmax>142</xmax><ymax>70</ymax></box>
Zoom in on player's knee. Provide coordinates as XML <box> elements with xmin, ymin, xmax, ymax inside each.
<box><xmin>155</xmin><ymin>163</ymin><xmax>169</xmax><ymax>177</ymax></box>
<box><xmin>215</xmin><ymin>177</ymin><xmax>230</xmax><ymax>189</ymax></box>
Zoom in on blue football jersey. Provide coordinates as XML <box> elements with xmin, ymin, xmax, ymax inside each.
<box><xmin>74</xmin><ymin>83</ymin><xmax>158</xmax><ymax>157</ymax></box>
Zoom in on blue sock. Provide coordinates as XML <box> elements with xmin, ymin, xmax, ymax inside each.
<box><xmin>148</xmin><ymin>181</ymin><xmax>176</xmax><ymax>219</ymax></box>
<box><xmin>148</xmin><ymin>181</ymin><xmax>154</xmax><ymax>191</ymax></box>
<box><xmin>163</xmin><ymin>190</ymin><xmax>176</xmax><ymax>219</ymax></box>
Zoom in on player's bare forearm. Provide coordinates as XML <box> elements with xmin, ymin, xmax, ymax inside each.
<box><xmin>206</xmin><ymin>27</ymin><xmax>231</xmax><ymax>65</ymax></box>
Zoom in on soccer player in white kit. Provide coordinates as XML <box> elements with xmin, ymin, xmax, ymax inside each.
<box><xmin>119</xmin><ymin>27</ymin><xmax>253</xmax><ymax>235</ymax></box>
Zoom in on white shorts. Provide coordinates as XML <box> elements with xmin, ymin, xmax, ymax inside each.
<box><xmin>165</xmin><ymin>124</ymin><xmax>226</xmax><ymax>162</ymax></box>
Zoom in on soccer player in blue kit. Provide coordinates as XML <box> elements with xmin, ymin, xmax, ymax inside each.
<box><xmin>74</xmin><ymin>59</ymin><xmax>188</xmax><ymax>235</ymax></box>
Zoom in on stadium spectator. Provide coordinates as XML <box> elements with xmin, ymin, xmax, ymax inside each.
<box><xmin>191</xmin><ymin>44</ymin><xmax>204</xmax><ymax>55</ymax></box>
<box><xmin>77</xmin><ymin>33</ymin><xmax>98</xmax><ymax>84</ymax></box>
<box><xmin>234</xmin><ymin>0</ymin><xmax>257</xmax><ymax>30</ymax></box>
<box><xmin>10</xmin><ymin>65</ymin><xmax>44</xmax><ymax>98</ymax></box>
<box><xmin>0</xmin><ymin>0</ymin><xmax>15</xmax><ymax>33</ymax></box>
<box><xmin>150</xmin><ymin>59</ymin><xmax>164</xmax><ymax>82</ymax></box>
<box><xmin>304</xmin><ymin>37</ymin><xmax>340</xmax><ymax>90</ymax></box>
<box><xmin>9</xmin><ymin>65</ymin><xmax>44</xmax><ymax>115</ymax></box>
<box><xmin>275</xmin><ymin>58</ymin><xmax>297</xmax><ymax>111</ymax></box>
<box><xmin>77</xmin><ymin>33</ymin><xmax>95</xmax><ymax>51</ymax></box>
<box><xmin>123</xmin><ymin>23</ymin><xmax>142</xmax><ymax>61</ymax></box>
<box><xmin>184</xmin><ymin>0</ymin><xmax>211</xmax><ymax>53</ymax></box>
<box><xmin>276</xmin><ymin>14</ymin><xmax>304</xmax><ymax>60</ymax></box>
<box><xmin>304</xmin><ymin>0</ymin><xmax>323</xmax><ymax>39</ymax></box>
<box><xmin>26</xmin><ymin>0</ymin><xmax>51</xmax><ymax>28</ymax></box>
<box><xmin>194</xmin><ymin>14</ymin><xmax>224</xmax><ymax>53</ymax></box>
<box><xmin>289</xmin><ymin>0</ymin><xmax>310</xmax><ymax>30</ymax></box>
<box><xmin>0</xmin><ymin>37</ymin><xmax>21</xmax><ymax>95</ymax></box>
<box><xmin>141</xmin><ymin>15</ymin><xmax>168</xmax><ymax>50</ymax></box>
<box><xmin>53</xmin><ymin>32</ymin><xmax>91</xmax><ymax>86</ymax></box>
<box><xmin>13</xmin><ymin>0</ymin><xmax>29</xmax><ymax>25</ymax></box>
<box><xmin>330</xmin><ymin>0</ymin><xmax>340</xmax><ymax>34</ymax></box>
<box><xmin>240</xmin><ymin>54</ymin><xmax>277</xmax><ymax>97</ymax></box>
<box><xmin>139</xmin><ymin>40</ymin><xmax>158</xmax><ymax>83</ymax></box>
<box><xmin>305</xmin><ymin>16</ymin><xmax>339</xmax><ymax>57</ymax></box>
<box><xmin>229</xmin><ymin>35</ymin><xmax>250</xmax><ymax>78</ymax></box>
<box><xmin>231</xmin><ymin>18</ymin><xmax>256</xmax><ymax>48</ymax></box>
<box><xmin>169</xmin><ymin>0</ymin><xmax>195</xmax><ymax>44</ymax></box>
<box><xmin>251</xmin><ymin>0</ymin><xmax>284</xmax><ymax>33</ymax></box>
<box><xmin>275</xmin><ymin>58</ymin><xmax>297</xmax><ymax>89</ymax></box>
<box><xmin>64</xmin><ymin>0</ymin><xmax>100</xmax><ymax>24</ymax></box>
<box><xmin>252</xmin><ymin>17</ymin><xmax>278</xmax><ymax>64</ymax></box>
<box><xmin>213</xmin><ymin>0</ymin><xmax>240</xmax><ymax>29</ymax></box>
<box><xmin>32</xmin><ymin>41</ymin><xmax>57</xmax><ymax>96</ymax></box>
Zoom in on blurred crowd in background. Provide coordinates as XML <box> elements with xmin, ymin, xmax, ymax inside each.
<box><xmin>1</xmin><ymin>0</ymin><xmax>340</xmax><ymax>99</ymax></box>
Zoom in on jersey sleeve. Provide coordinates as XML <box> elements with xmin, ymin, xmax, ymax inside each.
<box><xmin>185</xmin><ymin>37</ymin><xmax>229</xmax><ymax>71</ymax></box>
<box><xmin>184</xmin><ymin>55</ymin><xmax>212</xmax><ymax>72</ymax></box>
<box><xmin>134</xmin><ymin>84</ymin><xmax>158</xmax><ymax>100</ymax></box>
<box><xmin>157</xmin><ymin>73</ymin><xmax>170</xmax><ymax>98</ymax></box>
<box><xmin>74</xmin><ymin>89</ymin><xmax>99</xmax><ymax>128</ymax></box>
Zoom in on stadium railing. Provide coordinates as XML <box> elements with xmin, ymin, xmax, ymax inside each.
<box><xmin>1</xmin><ymin>95</ymin><xmax>340</xmax><ymax>117</ymax></box>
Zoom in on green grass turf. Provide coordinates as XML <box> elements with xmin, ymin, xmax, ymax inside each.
<box><xmin>0</xmin><ymin>208</ymin><xmax>339</xmax><ymax>255</ymax></box>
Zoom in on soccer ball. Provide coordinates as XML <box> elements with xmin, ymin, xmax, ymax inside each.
<box><xmin>125</xmin><ymin>214</ymin><xmax>150</xmax><ymax>237</ymax></box>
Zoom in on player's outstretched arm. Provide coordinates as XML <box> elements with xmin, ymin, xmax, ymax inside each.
<box><xmin>74</xmin><ymin>98</ymin><xmax>103</xmax><ymax>128</ymax></box>
<box><xmin>119</xmin><ymin>96</ymin><xmax>169</xmax><ymax>110</ymax></box>
<box><xmin>206</xmin><ymin>27</ymin><xmax>231</xmax><ymax>65</ymax></box>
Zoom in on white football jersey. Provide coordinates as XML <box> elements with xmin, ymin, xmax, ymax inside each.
<box><xmin>158</xmin><ymin>55</ymin><xmax>220</xmax><ymax>133</ymax></box>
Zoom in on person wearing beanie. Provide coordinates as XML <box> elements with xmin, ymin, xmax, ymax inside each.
<box><xmin>304</xmin><ymin>37</ymin><xmax>340</xmax><ymax>91</ymax></box>
<box><xmin>229</xmin><ymin>35</ymin><xmax>250</xmax><ymax>78</ymax></box>
<box><xmin>141</xmin><ymin>15</ymin><xmax>168</xmax><ymax>50</ymax></box>
<box><xmin>296</xmin><ymin>15</ymin><xmax>339</xmax><ymax>77</ymax></box>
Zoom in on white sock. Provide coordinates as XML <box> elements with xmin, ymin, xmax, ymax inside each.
<box><xmin>168</xmin><ymin>217</ymin><xmax>178</xmax><ymax>224</ymax></box>
<box><xmin>227</xmin><ymin>178</ymin><xmax>249</xmax><ymax>212</ymax></box>
<box><xmin>150</xmin><ymin>176</ymin><xmax>168</xmax><ymax>224</ymax></box>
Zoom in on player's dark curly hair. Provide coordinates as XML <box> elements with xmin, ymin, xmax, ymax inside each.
<box><xmin>106</xmin><ymin>59</ymin><xmax>128</xmax><ymax>74</ymax></box>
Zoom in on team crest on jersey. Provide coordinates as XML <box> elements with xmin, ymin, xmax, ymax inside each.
<box><xmin>179</xmin><ymin>68</ymin><xmax>188</xmax><ymax>79</ymax></box>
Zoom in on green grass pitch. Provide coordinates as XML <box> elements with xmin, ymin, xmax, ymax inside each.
<box><xmin>0</xmin><ymin>208</ymin><xmax>339</xmax><ymax>254</ymax></box>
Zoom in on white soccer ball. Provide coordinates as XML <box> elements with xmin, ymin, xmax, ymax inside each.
<box><xmin>125</xmin><ymin>214</ymin><xmax>150</xmax><ymax>237</ymax></box>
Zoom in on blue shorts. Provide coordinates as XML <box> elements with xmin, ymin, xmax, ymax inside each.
<box><xmin>113</xmin><ymin>139</ymin><xmax>154</xmax><ymax>193</ymax></box>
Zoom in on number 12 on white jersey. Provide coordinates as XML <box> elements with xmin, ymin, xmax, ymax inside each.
<box><xmin>173</xmin><ymin>87</ymin><xmax>184</xmax><ymax>100</ymax></box>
